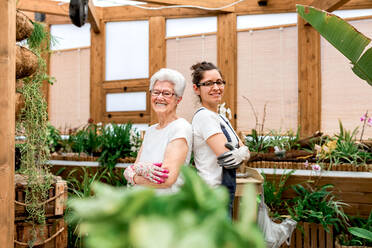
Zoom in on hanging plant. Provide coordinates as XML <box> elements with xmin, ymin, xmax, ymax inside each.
<box><xmin>17</xmin><ymin>21</ymin><xmax>55</xmax><ymax>246</ymax></box>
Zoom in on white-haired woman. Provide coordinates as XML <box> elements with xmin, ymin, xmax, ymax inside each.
<box><xmin>124</xmin><ymin>68</ymin><xmax>192</xmax><ymax>194</ymax></box>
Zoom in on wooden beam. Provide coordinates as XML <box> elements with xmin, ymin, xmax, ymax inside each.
<box><xmin>149</xmin><ymin>16</ymin><xmax>166</xmax><ymax>125</ymax></box>
<box><xmin>297</xmin><ymin>16</ymin><xmax>321</xmax><ymax>138</ymax></box>
<box><xmin>102</xmin><ymin>5</ymin><xmax>221</xmax><ymax>21</ymax></box>
<box><xmin>0</xmin><ymin>0</ymin><xmax>16</xmax><ymax>246</ymax></box>
<box><xmin>218</xmin><ymin>13</ymin><xmax>237</xmax><ymax>128</ymax></box>
<box><xmin>140</xmin><ymin>0</ymin><xmax>235</xmax><ymax>12</ymax></box>
<box><xmin>310</xmin><ymin>0</ymin><xmax>352</xmax><ymax>12</ymax></box>
<box><xmin>88</xmin><ymin>0</ymin><xmax>101</xmax><ymax>33</ymax></box>
<box><xmin>17</xmin><ymin>0</ymin><xmax>69</xmax><ymax>16</ymax></box>
<box><xmin>90</xmin><ymin>19</ymin><xmax>105</xmax><ymax>123</ymax></box>
<box><xmin>42</xmin><ymin>25</ymin><xmax>51</xmax><ymax>117</ymax></box>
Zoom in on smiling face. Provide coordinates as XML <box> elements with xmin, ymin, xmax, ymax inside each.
<box><xmin>151</xmin><ymin>80</ymin><xmax>180</xmax><ymax>115</ymax></box>
<box><xmin>193</xmin><ymin>69</ymin><xmax>224</xmax><ymax>111</ymax></box>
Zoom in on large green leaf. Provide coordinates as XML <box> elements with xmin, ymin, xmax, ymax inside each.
<box><xmin>296</xmin><ymin>5</ymin><xmax>372</xmax><ymax>86</ymax></box>
<box><xmin>349</xmin><ymin>227</ymin><xmax>372</xmax><ymax>242</ymax></box>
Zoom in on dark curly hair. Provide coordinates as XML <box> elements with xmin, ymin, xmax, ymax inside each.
<box><xmin>190</xmin><ymin>61</ymin><xmax>222</xmax><ymax>86</ymax></box>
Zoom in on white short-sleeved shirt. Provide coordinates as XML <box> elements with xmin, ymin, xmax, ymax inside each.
<box><xmin>192</xmin><ymin>107</ymin><xmax>239</xmax><ymax>187</ymax></box>
<box><xmin>138</xmin><ymin>118</ymin><xmax>192</xmax><ymax>194</ymax></box>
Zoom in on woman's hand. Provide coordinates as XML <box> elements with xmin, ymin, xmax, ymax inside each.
<box><xmin>133</xmin><ymin>162</ymin><xmax>169</xmax><ymax>184</ymax></box>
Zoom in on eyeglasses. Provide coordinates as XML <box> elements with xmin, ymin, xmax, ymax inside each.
<box><xmin>197</xmin><ymin>80</ymin><xmax>226</xmax><ymax>87</ymax></box>
<box><xmin>151</xmin><ymin>90</ymin><xmax>176</xmax><ymax>98</ymax></box>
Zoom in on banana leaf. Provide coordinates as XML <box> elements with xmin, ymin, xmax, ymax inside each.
<box><xmin>296</xmin><ymin>5</ymin><xmax>372</xmax><ymax>86</ymax></box>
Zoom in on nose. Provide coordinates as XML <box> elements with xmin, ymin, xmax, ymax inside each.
<box><xmin>211</xmin><ymin>82</ymin><xmax>220</xmax><ymax>90</ymax></box>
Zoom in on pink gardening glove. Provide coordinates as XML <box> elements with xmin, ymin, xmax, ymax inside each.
<box><xmin>133</xmin><ymin>162</ymin><xmax>169</xmax><ymax>184</ymax></box>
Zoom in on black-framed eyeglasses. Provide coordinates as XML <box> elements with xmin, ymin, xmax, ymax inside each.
<box><xmin>151</xmin><ymin>90</ymin><xmax>176</xmax><ymax>98</ymax></box>
<box><xmin>197</xmin><ymin>80</ymin><xmax>226</xmax><ymax>87</ymax></box>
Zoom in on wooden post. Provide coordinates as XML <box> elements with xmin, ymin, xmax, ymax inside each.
<box><xmin>149</xmin><ymin>16</ymin><xmax>166</xmax><ymax>125</ymax></box>
<box><xmin>297</xmin><ymin>16</ymin><xmax>321</xmax><ymax>138</ymax></box>
<box><xmin>218</xmin><ymin>13</ymin><xmax>237</xmax><ymax>128</ymax></box>
<box><xmin>90</xmin><ymin>19</ymin><xmax>105</xmax><ymax>123</ymax></box>
<box><xmin>0</xmin><ymin>0</ymin><xmax>16</xmax><ymax>246</ymax></box>
<box><xmin>42</xmin><ymin>24</ymin><xmax>51</xmax><ymax>117</ymax></box>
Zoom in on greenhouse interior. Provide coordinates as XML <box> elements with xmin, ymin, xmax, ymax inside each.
<box><xmin>1</xmin><ymin>0</ymin><xmax>371</xmax><ymax>247</ymax></box>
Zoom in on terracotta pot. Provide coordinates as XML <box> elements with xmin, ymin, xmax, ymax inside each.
<box><xmin>16</xmin><ymin>45</ymin><xmax>38</xmax><ymax>79</ymax></box>
<box><xmin>16</xmin><ymin>10</ymin><xmax>34</xmax><ymax>41</ymax></box>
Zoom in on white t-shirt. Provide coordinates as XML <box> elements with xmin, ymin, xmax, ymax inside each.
<box><xmin>139</xmin><ymin>118</ymin><xmax>192</xmax><ymax>194</ymax></box>
<box><xmin>192</xmin><ymin>107</ymin><xmax>239</xmax><ymax>187</ymax></box>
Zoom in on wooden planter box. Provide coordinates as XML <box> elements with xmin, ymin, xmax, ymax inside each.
<box><xmin>50</xmin><ymin>153</ymin><xmax>136</xmax><ymax>163</ymax></box>
<box><xmin>15</xmin><ymin>174</ymin><xmax>68</xmax><ymax>221</ymax></box>
<box><xmin>243</xmin><ymin>161</ymin><xmax>372</xmax><ymax>172</ymax></box>
<box><xmin>14</xmin><ymin>218</ymin><xmax>67</xmax><ymax>248</ymax></box>
<box><xmin>239</xmin><ymin>162</ymin><xmax>372</xmax><ymax>217</ymax></box>
<box><xmin>281</xmin><ymin>222</ymin><xmax>334</xmax><ymax>248</ymax></box>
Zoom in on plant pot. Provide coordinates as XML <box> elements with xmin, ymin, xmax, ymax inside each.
<box><xmin>16</xmin><ymin>10</ymin><xmax>34</xmax><ymax>41</ymax></box>
<box><xmin>280</xmin><ymin>222</ymin><xmax>334</xmax><ymax>248</ymax></box>
<box><xmin>15</xmin><ymin>174</ymin><xmax>68</xmax><ymax>221</ymax></box>
<box><xmin>16</xmin><ymin>45</ymin><xmax>38</xmax><ymax>79</ymax></box>
<box><xmin>14</xmin><ymin>217</ymin><xmax>67</xmax><ymax>248</ymax></box>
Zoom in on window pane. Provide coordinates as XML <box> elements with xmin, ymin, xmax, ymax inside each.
<box><xmin>106</xmin><ymin>92</ymin><xmax>147</xmax><ymax>112</ymax></box>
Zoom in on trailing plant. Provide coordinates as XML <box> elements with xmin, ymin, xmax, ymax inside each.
<box><xmin>288</xmin><ymin>184</ymin><xmax>348</xmax><ymax>232</ymax></box>
<box><xmin>17</xmin><ymin>21</ymin><xmax>55</xmax><ymax>246</ymax></box>
<box><xmin>262</xmin><ymin>170</ymin><xmax>295</xmax><ymax>219</ymax></box>
<box><xmin>68</xmin><ymin>167</ymin><xmax>265</xmax><ymax>248</ymax></box>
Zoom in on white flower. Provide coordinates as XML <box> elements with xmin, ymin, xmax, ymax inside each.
<box><xmin>311</xmin><ymin>164</ymin><xmax>321</xmax><ymax>171</ymax></box>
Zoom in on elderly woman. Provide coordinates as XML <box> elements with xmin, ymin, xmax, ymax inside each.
<box><xmin>191</xmin><ymin>61</ymin><xmax>250</xmax><ymax>215</ymax></box>
<box><xmin>124</xmin><ymin>68</ymin><xmax>192</xmax><ymax>194</ymax></box>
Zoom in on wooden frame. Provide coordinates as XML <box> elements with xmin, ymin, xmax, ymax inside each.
<box><xmin>0</xmin><ymin>0</ymin><xmax>16</xmax><ymax>246</ymax></box>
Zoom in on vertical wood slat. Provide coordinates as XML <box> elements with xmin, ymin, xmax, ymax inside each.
<box><xmin>304</xmin><ymin>222</ymin><xmax>310</xmax><ymax>248</ymax></box>
<box><xmin>319</xmin><ymin>224</ymin><xmax>325</xmax><ymax>248</ymax></box>
<box><xmin>297</xmin><ymin>16</ymin><xmax>321</xmax><ymax>138</ymax></box>
<box><xmin>327</xmin><ymin>225</ymin><xmax>334</xmax><ymax>248</ymax></box>
<box><xmin>311</xmin><ymin>223</ymin><xmax>318</xmax><ymax>248</ymax></box>
<box><xmin>217</xmin><ymin>13</ymin><xmax>237</xmax><ymax>128</ymax></box>
<box><xmin>90</xmin><ymin>19</ymin><xmax>105</xmax><ymax>123</ymax></box>
<box><xmin>0</xmin><ymin>0</ymin><xmax>16</xmax><ymax>247</ymax></box>
<box><xmin>149</xmin><ymin>16</ymin><xmax>166</xmax><ymax>125</ymax></box>
<box><xmin>296</xmin><ymin>225</ymin><xmax>303</xmax><ymax>248</ymax></box>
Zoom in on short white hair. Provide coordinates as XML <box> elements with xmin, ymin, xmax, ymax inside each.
<box><xmin>149</xmin><ymin>68</ymin><xmax>186</xmax><ymax>97</ymax></box>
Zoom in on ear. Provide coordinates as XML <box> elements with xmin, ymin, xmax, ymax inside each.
<box><xmin>176</xmin><ymin>96</ymin><xmax>182</xmax><ymax>104</ymax></box>
<box><xmin>193</xmin><ymin>84</ymin><xmax>200</xmax><ymax>95</ymax></box>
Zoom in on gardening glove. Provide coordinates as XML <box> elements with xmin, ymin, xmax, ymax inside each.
<box><xmin>217</xmin><ymin>143</ymin><xmax>250</xmax><ymax>169</ymax></box>
<box><xmin>133</xmin><ymin>162</ymin><xmax>169</xmax><ymax>184</ymax></box>
<box><xmin>124</xmin><ymin>165</ymin><xmax>137</xmax><ymax>186</ymax></box>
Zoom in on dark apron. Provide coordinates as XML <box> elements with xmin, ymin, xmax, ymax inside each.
<box><xmin>194</xmin><ymin>108</ymin><xmax>239</xmax><ymax>218</ymax></box>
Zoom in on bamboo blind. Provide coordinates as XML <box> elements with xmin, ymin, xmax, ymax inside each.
<box><xmin>49</xmin><ymin>47</ymin><xmax>90</xmax><ymax>131</ymax></box>
<box><xmin>166</xmin><ymin>35</ymin><xmax>217</xmax><ymax>123</ymax></box>
<box><xmin>237</xmin><ymin>26</ymin><xmax>298</xmax><ymax>133</ymax></box>
<box><xmin>321</xmin><ymin>18</ymin><xmax>372</xmax><ymax>139</ymax></box>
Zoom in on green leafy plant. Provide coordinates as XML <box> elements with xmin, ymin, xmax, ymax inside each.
<box><xmin>338</xmin><ymin>212</ymin><xmax>372</xmax><ymax>247</ymax></box>
<box><xmin>69</xmin><ymin>123</ymin><xmax>102</xmax><ymax>156</ymax></box>
<box><xmin>98</xmin><ymin>123</ymin><xmax>140</xmax><ymax>168</ymax></box>
<box><xmin>47</xmin><ymin>123</ymin><xmax>62</xmax><ymax>153</ymax></box>
<box><xmin>245</xmin><ymin>129</ymin><xmax>271</xmax><ymax>153</ymax></box>
<box><xmin>288</xmin><ymin>184</ymin><xmax>348</xmax><ymax>232</ymax></box>
<box><xmin>296</xmin><ymin>5</ymin><xmax>372</xmax><ymax>86</ymax></box>
<box><xmin>266</xmin><ymin>128</ymin><xmax>301</xmax><ymax>152</ymax></box>
<box><xmin>315</xmin><ymin>121</ymin><xmax>372</xmax><ymax>166</ymax></box>
<box><xmin>262</xmin><ymin>170</ymin><xmax>295</xmax><ymax>219</ymax></box>
<box><xmin>68</xmin><ymin>167</ymin><xmax>265</xmax><ymax>248</ymax></box>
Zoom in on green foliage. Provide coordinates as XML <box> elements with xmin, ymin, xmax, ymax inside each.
<box><xmin>266</xmin><ymin>128</ymin><xmax>301</xmax><ymax>151</ymax></box>
<box><xmin>98</xmin><ymin>123</ymin><xmax>139</xmax><ymax>168</ymax></box>
<box><xmin>288</xmin><ymin>184</ymin><xmax>348</xmax><ymax>232</ymax></box>
<box><xmin>245</xmin><ymin>129</ymin><xmax>270</xmax><ymax>153</ymax></box>
<box><xmin>316</xmin><ymin>121</ymin><xmax>372</xmax><ymax>166</ymax></box>
<box><xmin>296</xmin><ymin>5</ymin><xmax>372</xmax><ymax>86</ymax></box>
<box><xmin>64</xmin><ymin>166</ymin><xmax>127</xmax><ymax>248</ymax></box>
<box><xmin>47</xmin><ymin>123</ymin><xmax>62</xmax><ymax>153</ymax></box>
<box><xmin>69</xmin><ymin>123</ymin><xmax>102</xmax><ymax>156</ymax></box>
<box><xmin>338</xmin><ymin>212</ymin><xmax>372</xmax><ymax>246</ymax></box>
<box><xmin>262</xmin><ymin>170</ymin><xmax>295</xmax><ymax>219</ymax></box>
<box><xmin>68</xmin><ymin>167</ymin><xmax>265</xmax><ymax>248</ymax></box>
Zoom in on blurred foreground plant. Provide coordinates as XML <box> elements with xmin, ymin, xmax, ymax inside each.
<box><xmin>68</xmin><ymin>167</ymin><xmax>265</xmax><ymax>248</ymax></box>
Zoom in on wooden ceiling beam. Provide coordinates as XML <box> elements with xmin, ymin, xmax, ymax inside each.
<box><xmin>88</xmin><ymin>0</ymin><xmax>102</xmax><ymax>33</ymax></box>
<box><xmin>310</xmin><ymin>0</ymin><xmax>352</xmax><ymax>12</ymax></box>
<box><xmin>102</xmin><ymin>5</ymin><xmax>221</xmax><ymax>21</ymax></box>
<box><xmin>17</xmin><ymin>0</ymin><xmax>69</xmax><ymax>16</ymax></box>
<box><xmin>140</xmin><ymin>0</ymin><xmax>235</xmax><ymax>12</ymax></box>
